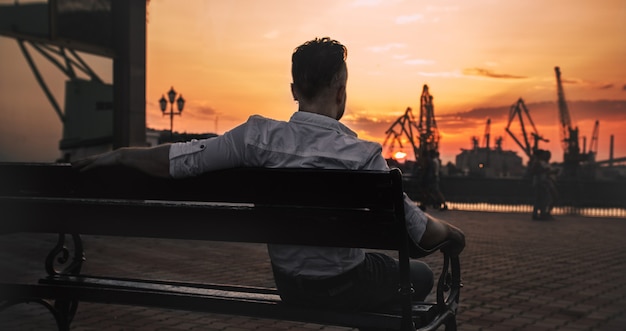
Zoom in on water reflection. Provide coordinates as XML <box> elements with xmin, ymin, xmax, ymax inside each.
<box><xmin>443</xmin><ymin>202</ymin><xmax>626</xmax><ymax>219</ymax></box>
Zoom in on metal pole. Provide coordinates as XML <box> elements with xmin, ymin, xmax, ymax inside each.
<box><xmin>610</xmin><ymin>135</ymin><xmax>614</xmax><ymax>167</ymax></box>
<box><xmin>170</xmin><ymin>100</ymin><xmax>174</xmax><ymax>140</ymax></box>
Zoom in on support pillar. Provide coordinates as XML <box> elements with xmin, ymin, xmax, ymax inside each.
<box><xmin>112</xmin><ymin>0</ymin><xmax>146</xmax><ymax>148</ymax></box>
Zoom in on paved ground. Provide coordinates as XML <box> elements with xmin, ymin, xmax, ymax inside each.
<box><xmin>1</xmin><ymin>210</ymin><xmax>625</xmax><ymax>330</ymax></box>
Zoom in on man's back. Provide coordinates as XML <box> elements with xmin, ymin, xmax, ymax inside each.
<box><xmin>170</xmin><ymin>111</ymin><xmax>388</xmax><ymax>278</ymax></box>
<box><xmin>169</xmin><ymin>112</ymin><xmax>386</xmax><ymax>178</ymax></box>
<box><xmin>240</xmin><ymin>113</ymin><xmax>386</xmax><ymax>171</ymax></box>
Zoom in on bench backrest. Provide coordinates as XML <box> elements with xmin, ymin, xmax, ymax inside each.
<box><xmin>0</xmin><ymin>163</ymin><xmax>408</xmax><ymax>250</ymax></box>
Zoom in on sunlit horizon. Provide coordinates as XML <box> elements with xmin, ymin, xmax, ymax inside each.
<box><xmin>1</xmin><ymin>0</ymin><xmax>625</xmax><ymax>165</ymax></box>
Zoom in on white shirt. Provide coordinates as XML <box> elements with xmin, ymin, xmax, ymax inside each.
<box><xmin>169</xmin><ymin>111</ymin><xmax>427</xmax><ymax>277</ymax></box>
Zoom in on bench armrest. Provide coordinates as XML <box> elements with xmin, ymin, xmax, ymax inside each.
<box><xmin>407</xmin><ymin>239</ymin><xmax>462</xmax><ymax>309</ymax></box>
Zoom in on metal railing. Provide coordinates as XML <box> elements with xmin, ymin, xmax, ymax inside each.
<box><xmin>444</xmin><ymin>202</ymin><xmax>626</xmax><ymax>218</ymax></box>
<box><xmin>403</xmin><ymin>176</ymin><xmax>626</xmax><ymax>219</ymax></box>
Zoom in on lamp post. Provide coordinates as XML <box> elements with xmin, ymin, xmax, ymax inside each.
<box><xmin>159</xmin><ymin>86</ymin><xmax>185</xmax><ymax>140</ymax></box>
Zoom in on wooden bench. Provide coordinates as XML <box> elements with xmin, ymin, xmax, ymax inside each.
<box><xmin>0</xmin><ymin>162</ymin><xmax>461</xmax><ymax>331</ymax></box>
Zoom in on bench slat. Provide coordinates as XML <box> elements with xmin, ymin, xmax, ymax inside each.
<box><xmin>0</xmin><ymin>163</ymin><xmax>400</xmax><ymax>209</ymax></box>
<box><xmin>43</xmin><ymin>275</ymin><xmax>437</xmax><ymax>328</ymax></box>
<box><xmin>0</xmin><ymin>196</ymin><xmax>400</xmax><ymax>249</ymax></box>
<box><xmin>1</xmin><ymin>280</ymin><xmax>436</xmax><ymax>330</ymax></box>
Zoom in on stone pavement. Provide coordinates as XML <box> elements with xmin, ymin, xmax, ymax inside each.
<box><xmin>1</xmin><ymin>210</ymin><xmax>625</xmax><ymax>330</ymax></box>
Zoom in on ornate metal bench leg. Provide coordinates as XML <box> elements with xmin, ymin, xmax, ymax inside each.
<box><xmin>54</xmin><ymin>299</ymin><xmax>79</xmax><ymax>330</ymax></box>
<box><xmin>444</xmin><ymin>317</ymin><xmax>457</xmax><ymax>331</ymax></box>
<box><xmin>44</xmin><ymin>233</ymin><xmax>85</xmax><ymax>327</ymax></box>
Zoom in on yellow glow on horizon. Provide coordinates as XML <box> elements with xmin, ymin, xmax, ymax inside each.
<box><xmin>393</xmin><ymin>151</ymin><xmax>408</xmax><ymax>161</ymax></box>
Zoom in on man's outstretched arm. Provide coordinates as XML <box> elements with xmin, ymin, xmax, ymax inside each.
<box><xmin>72</xmin><ymin>145</ymin><xmax>172</xmax><ymax>178</ymax></box>
<box><xmin>419</xmin><ymin>214</ymin><xmax>466</xmax><ymax>256</ymax></box>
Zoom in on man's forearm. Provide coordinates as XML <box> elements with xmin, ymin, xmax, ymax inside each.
<box><xmin>419</xmin><ymin>215</ymin><xmax>448</xmax><ymax>249</ymax></box>
<box><xmin>419</xmin><ymin>215</ymin><xmax>466</xmax><ymax>256</ymax></box>
<box><xmin>73</xmin><ymin>144</ymin><xmax>172</xmax><ymax>178</ymax></box>
<box><xmin>118</xmin><ymin>145</ymin><xmax>172</xmax><ymax>178</ymax></box>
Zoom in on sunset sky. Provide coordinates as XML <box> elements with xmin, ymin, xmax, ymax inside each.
<box><xmin>1</xmin><ymin>0</ymin><xmax>625</xmax><ymax>165</ymax></box>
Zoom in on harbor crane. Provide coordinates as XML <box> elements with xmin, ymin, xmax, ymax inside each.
<box><xmin>417</xmin><ymin>84</ymin><xmax>441</xmax><ymax>158</ymax></box>
<box><xmin>472</xmin><ymin>118</ymin><xmax>502</xmax><ymax>151</ymax></box>
<box><xmin>585</xmin><ymin>120</ymin><xmax>600</xmax><ymax>159</ymax></box>
<box><xmin>382</xmin><ymin>106</ymin><xmax>421</xmax><ymax>160</ymax></box>
<box><xmin>471</xmin><ymin>118</ymin><xmax>504</xmax><ymax>168</ymax></box>
<box><xmin>555</xmin><ymin>66</ymin><xmax>597</xmax><ymax>176</ymax></box>
<box><xmin>505</xmin><ymin>98</ymin><xmax>548</xmax><ymax>160</ymax></box>
<box><xmin>383</xmin><ymin>84</ymin><xmax>440</xmax><ymax>164</ymax></box>
<box><xmin>0</xmin><ymin>1</ymin><xmax>147</xmax><ymax>160</ymax></box>
<box><xmin>482</xmin><ymin>118</ymin><xmax>491</xmax><ymax>151</ymax></box>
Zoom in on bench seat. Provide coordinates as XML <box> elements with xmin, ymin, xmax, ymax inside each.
<box><xmin>0</xmin><ymin>163</ymin><xmax>461</xmax><ymax>331</ymax></box>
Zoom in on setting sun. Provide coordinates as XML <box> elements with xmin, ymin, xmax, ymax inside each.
<box><xmin>393</xmin><ymin>151</ymin><xmax>408</xmax><ymax>161</ymax></box>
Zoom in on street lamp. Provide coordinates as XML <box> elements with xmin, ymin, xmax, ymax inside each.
<box><xmin>159</xmin><ymin>86</ymin><xmax>185</xmax><ymax>140</ymax></box>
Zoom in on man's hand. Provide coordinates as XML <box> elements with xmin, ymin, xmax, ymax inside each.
<box><xmin>72</xmin><ymin>149</ymin><xmax>121</xmax><ymax>172</ymax></box>
<box><xmin>440</xmin><ymin>222</ymin><xmax>465</xmax><ymax>257</ymax></box>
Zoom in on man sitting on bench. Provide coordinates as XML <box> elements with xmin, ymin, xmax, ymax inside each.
<box><xmin>74</xmin><ymin>36</ymin><xmax>465</xmax><ymax>319</ymax></box>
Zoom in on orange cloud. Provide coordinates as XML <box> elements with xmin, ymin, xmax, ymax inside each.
<box><xmin>463</xmin><ymin>68</ymin><xmax>527</xmax><ymax>79</ymax></box>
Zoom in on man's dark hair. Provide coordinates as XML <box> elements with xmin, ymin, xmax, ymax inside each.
<box><xmin>292</xmin><ymin>37</ymin><xmax>347</xmax><ymax>101</ymax></box>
